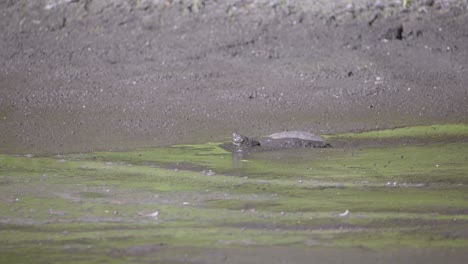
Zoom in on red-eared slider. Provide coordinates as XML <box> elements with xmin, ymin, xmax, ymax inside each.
<box><xmin>231</xmin><ymin>131</ymin><xmax>330</xmax><ymax>151</ymax></box>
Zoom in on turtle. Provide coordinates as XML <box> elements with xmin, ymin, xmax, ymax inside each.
<box><xmin>230</xmin><ymin>131</ymin><xmax>330</xmax><ymax>151</ymax></box>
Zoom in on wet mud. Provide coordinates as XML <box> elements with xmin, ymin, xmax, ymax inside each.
<box><xmin>1</xmin><ymin>125</ymin><xmax>468</xmax><ymax>263</ymax></box>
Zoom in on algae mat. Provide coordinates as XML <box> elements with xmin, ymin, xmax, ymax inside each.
<box><xmin>1</xmin><ymin>125</ymin><xmax>468</xmax><ymax>263</ymax></box>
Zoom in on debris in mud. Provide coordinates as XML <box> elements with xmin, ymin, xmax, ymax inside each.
<box><xmin>202</xmin><ymin>169</ymin><xmax>216</xmax><ymax>176</ymax></box>
<box><xmin>44</xmin><ymin>0</ymin><xmax>74</xmax><ymax>10</ymax></box>
<box><xmin>49</xmin><ymin>209</ymin><xmax>67</xmax><ymax>216</ymax></box>
<box><xmin>368</xmin><ymin>13</ymin><xmax>382</xmax><ymax>26</ymax></box>
<box><xmin>385</xmin><ymin>181</ymin><xmax>427</xmax><ymax>187</ymax></box>
<box><xmin>338</xmin><ymin>209</ymin><xmax>350</xmax><ymax>217</ymax></box>
<box><xmin>383</xmin><ymin>24</ymin><xmax>404</xmax><ymax>40</ymax></box>
<box><xmin>138</xmin><ymin>210</ymin><xmax>159</xmax><ymax>219</ymax></box>
<box><xmin>386</xmin><ymin>181</ymin><xmax>398</xmax><ymax>187</ymax></box>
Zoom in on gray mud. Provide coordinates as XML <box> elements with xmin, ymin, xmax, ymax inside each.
<box><xmin>1</xmin><ymin>0</ymin><xmax>468</xmax><ymax>154</ymax></box>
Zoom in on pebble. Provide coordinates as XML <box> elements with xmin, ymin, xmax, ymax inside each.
<box><xmin>202</xmin><ymin>170</ymin><xmax>216</xmax><ymax>176</ymax></box>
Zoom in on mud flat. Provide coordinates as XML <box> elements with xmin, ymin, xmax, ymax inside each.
<box><xmin>1</xmin><ymin>0</ymin><xmax>468</xmax><ymax>154</ymax></box>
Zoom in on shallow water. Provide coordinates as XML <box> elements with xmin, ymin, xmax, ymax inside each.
<box><xmin>1</xmin><ymin>125</ymin><xmax>468</xmax><ymax>263</ymax></box>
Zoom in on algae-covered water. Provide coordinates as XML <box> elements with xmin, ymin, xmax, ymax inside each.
<box><xmin>1</xmin><ymin>125</ymin><xmax>468</xmax><ymax>263</ymax></box>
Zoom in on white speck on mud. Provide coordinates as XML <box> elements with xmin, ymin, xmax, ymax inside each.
<box><xmin>338</xmin><ymin>210</ymin><xmax>350</xmax><ymax>217</ymax></box>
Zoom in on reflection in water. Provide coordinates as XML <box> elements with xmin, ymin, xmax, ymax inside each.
<box><xmin>231</xmin><ymin>147</ymin><xmax>249</xmax><ymax>169</ymax></box>
<box><xmin>220</xmin><ymin>142</ymin><xmax>252</xmax><ymax>169</ymax></box>
<box><xmin>230</xmin><ymin>145</ymin><xmax>325</xmax><ymax>170</ymax></box>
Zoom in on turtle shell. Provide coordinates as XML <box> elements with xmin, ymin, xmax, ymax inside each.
<box><xmin>267</xmin><ymin>131</ymin><xmax>324</xmax><ymax>142</ymax></box>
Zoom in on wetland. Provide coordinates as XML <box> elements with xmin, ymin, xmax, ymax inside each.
<box><xmin>1</xmin><ymin>125</ymin><xmax>468</xmax><ymax>263</ymax></box>
<box><xmin>1</xmin><ymin>0</ymin><xmax>468</xmax><ymax>263</ymax></box>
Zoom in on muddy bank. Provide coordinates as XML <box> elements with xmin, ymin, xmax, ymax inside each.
<box><xmin>1</xmin><ymin>0</ymin><xmax>467</xmax><ymax>154</ymax></box>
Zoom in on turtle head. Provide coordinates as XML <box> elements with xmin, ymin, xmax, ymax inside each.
<box><xmin>232</xmin><ymin>132</ymin><xmax>249</xmax><ymax>146</ymax></box>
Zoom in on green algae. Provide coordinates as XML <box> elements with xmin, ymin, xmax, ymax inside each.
<box><xmin>1</xmin><ymin>125</ymin><xmax>468</xmax><ymax>263</ymax></box>
<box><xmin>328</xmin><ymin>124</ymin><xmax>468</xmax><ymax>139</ymax></box>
